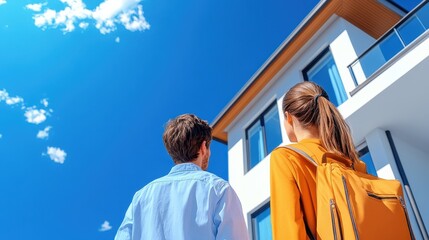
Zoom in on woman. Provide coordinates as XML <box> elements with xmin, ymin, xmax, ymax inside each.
<box><xmin>270</xmin><ymin>81</ymin><xmax>366</xmax><ymax>239</ymax></box>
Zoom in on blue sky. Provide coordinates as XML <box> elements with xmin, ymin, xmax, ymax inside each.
<box><xmin>0</xmin><ymin>0</ymin><xmax>420</xmax><ymax>239</ymax></box>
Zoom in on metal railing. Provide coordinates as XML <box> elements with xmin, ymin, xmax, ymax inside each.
<box><xmin>348</xmin><ymin>0</ymin><xmax>429</xmax><ymax>88</ymax></box>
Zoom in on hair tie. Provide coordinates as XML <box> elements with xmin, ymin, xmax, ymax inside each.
<box><xmin>314</xmin><ymin>94</ymin><xmax>322</xmax><ymax>102</ymax></box>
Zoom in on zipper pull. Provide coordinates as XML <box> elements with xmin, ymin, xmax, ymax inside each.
<box><xmin>399</xmin><ymin>196</ymin><xmax>406</xmax><ymax>208</ymax></box>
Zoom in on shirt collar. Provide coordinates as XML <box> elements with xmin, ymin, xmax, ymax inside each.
<box><xmin>169</xmin><ymin>163</ymin><xmax>202</xmax><ymax>174</ymax></box>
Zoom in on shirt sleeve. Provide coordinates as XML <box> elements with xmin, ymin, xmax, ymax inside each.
<box><xmin>270</xmin><ymin>148</ymin><xmax>308</xmax><ymax>240</ymax></box>
<box><xmin>114</xmin><ymin>202</ymin><xmax>133</xmax><ymax>240</ymax></box>
<box><xmin>115</xmin><ymin>191</ymin><xmax>143</xmax><ymax>240</ymax></box>
<box><xmin>214</xmin><ymin>184</ymin><xmax>250</xmax><ymax>240</ymax></box>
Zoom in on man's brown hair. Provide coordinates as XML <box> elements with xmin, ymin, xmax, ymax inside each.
<box><xmin>163</xmin><ymin>114</ymin><xmax>212</xmax><ymax>163</ymax></box>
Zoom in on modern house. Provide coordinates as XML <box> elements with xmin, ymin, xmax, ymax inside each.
<box><xmin>211</xmin><ymin>0</ymin><xmax>429</xmax><ymax>239</ymax></box>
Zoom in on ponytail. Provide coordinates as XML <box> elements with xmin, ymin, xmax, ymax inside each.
<box><xmin>282</xmin><ymin>81</ymin><xmax>359</xmax><ymax>162</ymax></box>
<box><xmin>317</xmin><ymin>97</ymin><xmax>359</xmax><ymax>162</ymax></box>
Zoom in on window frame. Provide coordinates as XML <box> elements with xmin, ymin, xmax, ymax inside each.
<box><xmin>302</xmin><ymin>46</ymin><xmax>348</xmax><ymax>106</ymax></box>
<box><xmin>357</xmin><ymin>144</ymin><xmax>378</xmax><ymax>176</ymax></box>
<box><xmin>302</xmin><ymin>47</ymin><xmax>331</xmax><ymax>81</ymax></box>
<box><xmin>250</xmin><ymin>201</ymin><xmax>271</xmax><ymax>240</ymax></box>
<box><xmin>245</xmin><ymin>101</ymin><xmax>280</xmax><ymax>173</ymax></box>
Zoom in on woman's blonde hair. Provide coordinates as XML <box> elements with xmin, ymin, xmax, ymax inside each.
<box><xmin>282</xmin><ymin>81</ymin><xmax>359</xmax><ymax>162</ymax></box>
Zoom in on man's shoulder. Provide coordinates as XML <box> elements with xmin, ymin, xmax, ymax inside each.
<box><xmin>202</xmin><ymin>170</ymin><xmax>229</xmax><ymax>184</ymax></box>
<box><xmin>196</xmin><ymin>171</ymin><xmax>234</xmax><ymax>195</ymax></box>
<box><xmin>134</xmin><ymin>170</ymin><xmax>231</xmax><ymax>198</ymax></box>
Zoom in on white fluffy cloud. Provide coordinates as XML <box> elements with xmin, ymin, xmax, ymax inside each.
<box><xmin>1</xmin><ymin>90</ymin><xmax>51</xmax><ymax>125</ymax></box>
<box><xmin>41</xmin><ymin>98</ymin><xmax>49</xmax><ymax>107</ymax></box>
<box><xmin>0</xmin><ymin>89</ymin><xmax>24</xmax><ymax>106</ymax></box>
<box><xmin>99</xmin><ymin>220</ymin><xmax>112</xmax><ymax>232</ymax></box>
<box><xmin>0</xmin><ymin>0</ymin><xmax>6</xmax><ymax>6</ymax></box>
<box><xmin>26</xmin><ymin>3</ymin><xmax>46</xmax><ymax>12</ymax></box>
<box><xmin>6</xmin><ymin>96</ymin><xmax>24</xmax><ymax>105</ymax></box>
<box><xmin>46</xmin><ymin>146</ymin><xmax>67</xmax><ymax>164</ymax></box>
<box><xmin>37</xmin><ymin>126</ymin><xmax>52</xmax><ymax>139</ymax></box>
<box><xmin>25</xmin><ymin>107</ymin><xmax>47</xmax><ymax>124</ymax></box>
<box><xmin>79</xmin><ymin>21</ymin><xmax>89</xmax><ymax>29</ymax></box>
<box><xmin>115</xmin><ymin>37</ymin><xmax>120</xmax><ymax>43</ymax></box>
<box><xmin>28</xmin><ymin>0</ymin><xmax>150</xmax><ymax>34</ymax></box>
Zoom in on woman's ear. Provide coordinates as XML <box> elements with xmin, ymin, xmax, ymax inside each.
<box><xmin>284</xmin><ymin>112</ymin><xmax>298</xmax><ymax>142</ymax></box>
<box><xmin>285</xmin><ymin>111</ymin><xmax>293</xmax><ymax>125</ymax></box>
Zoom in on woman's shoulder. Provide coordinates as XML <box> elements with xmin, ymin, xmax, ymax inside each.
<box><xmin>270</xmin><ymin>146</ymin><xmax>305</xmax><ymax>166</ymax></box>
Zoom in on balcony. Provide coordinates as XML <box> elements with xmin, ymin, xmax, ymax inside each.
<box><xmin>348</xmin><ymin>1</ymin><xmax>429</xmax><ymax>94</ymax></box>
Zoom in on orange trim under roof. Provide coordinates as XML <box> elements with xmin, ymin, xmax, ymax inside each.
<box><xmin>211</xmin><ymin>0</ymin><xmax>401</xmax><ymax>144</ymax></box>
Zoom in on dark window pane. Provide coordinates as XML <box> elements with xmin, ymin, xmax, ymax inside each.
<box><xmin>264</xmin><ymin>105</ymin><xmax>282</xmax><ymax>155</ymax></box>
<box><xmin>252</xmin><ymin>205</ymin><xmax>272</xmax><ymax>240</ymax></box>
<box><xmin>359</xmin><ymin>147</ymin><xmax>377</xmax><ymax>176</ymax></box>
<box><xmin>306</xmin><ymin>51</ymin><xmax>347</xmax><ymax>106</ymax></box>
<box><xmin>248</xmin><ymin>121</ymin><xmax>264</xmax><ymax>169</ymax></box>
<box><xmin>397</xmin><ymin>15</ymin><xmax>425</xmax><ymax>45</ymax></box>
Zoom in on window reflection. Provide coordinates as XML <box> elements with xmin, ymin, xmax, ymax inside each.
<box><xmin>246</xmin><ymin>103</ymin><xmax>282</xmax><ymax>171</ymax></box>
<box><xmin>251</xmin><ymin>203</ymin><xmax>272</xmax><ymax>240</ymax></box>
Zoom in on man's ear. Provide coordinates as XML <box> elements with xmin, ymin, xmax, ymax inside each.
<box><xmin>200</xmin><ymin>140</ymin><xmax>207</xmax><ymax>155</ymax></box>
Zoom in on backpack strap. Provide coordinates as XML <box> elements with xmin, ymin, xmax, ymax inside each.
<box><xmin>278</xmin><ymin>145</ymin><xmax>318</xmax><ymax>167</ymax></box>
<box><xmin>276</xmin><ymin>145</ymin><xmax>317</xmax><ymax>240</ymax></box>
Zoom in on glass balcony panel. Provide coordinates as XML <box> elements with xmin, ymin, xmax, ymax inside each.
<box><xmin>379</xmin><ymin>32</ymin><xmax>404</xmax><ymax>60</ymax></box>
<box><xmin>397</xmin><ymin>15</ymin><xmax>426</xmax><ymax>45</ymax></box>
<box><xmin>416</xmin><ymin>3</ymin><xmax>429</xmax><ymax>29</ymax></box>
<box><xmin>349</xmin><ymin>1</ymin><xmax>429</xmax><ymax>87</ymax></box>
<box><xmin>354</xmin><ymin>32</ymin><xmax>403</xmax><ymax>81</ymax></box>
<box><xmin>349</xmin><ymin>61</ymin><xmax>367</xmax><ymax>85</ymax></box>
<box><xmin>358</xmin><ymin>45</ymin><xmax>386</xmax><ymax>80</ymax></box>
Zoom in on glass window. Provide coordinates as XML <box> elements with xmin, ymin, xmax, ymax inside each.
<box><xmin>246</xmin><ymin>102</ymin><xmax>282</xmax><ymax>171</ymax></box>
<box><xmin>248</xmin><ymin>121</ymin><xmax>264</xmax><ymax>169</ymax></box>
<box><xmin>303</xmin><ymin>48</ymin><xmax>347</xmax><ymax>106</ymax></box>
<box><xmin>359</xmin><ymin>146</ymin><xmax>377</xmax><ymax>176</ymax></box>
<box><xmin>251</xmin><ymin>203</ymin><xmax>272</xmax><ymax>240</ymax></box>
<box><xmin>263</xmin><ymin>106</ymin><xmax>283</xmax><ymax>155</ymax></box>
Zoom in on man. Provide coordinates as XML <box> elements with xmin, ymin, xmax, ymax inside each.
<box><xmin>115</xmin><ymin>114</ymin><xmax>249</xmax><ymax>240</ymax></box>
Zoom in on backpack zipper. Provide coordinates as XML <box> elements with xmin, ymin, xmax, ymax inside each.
<box><xmin>399</xmin><ymin>196</ymin><xmax>416</xmax><ymax>240</ymax></box>
<box><xmin>342</xmin><ymin>176</ymin><xmax>360</xmax><ymax>240</ymax></box>
<box><xmin>330</xmin><ymin>199</ymin><xmax>341</xmax><ymax>240</ymax></box>
<box><xmin>367</xmin><ymin>192</ymin><xmax>398</xmax><ymax>200</ymax></box>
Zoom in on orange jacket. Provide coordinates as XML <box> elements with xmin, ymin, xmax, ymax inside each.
<box><xmin>270</xmin><ymin>138</ymin><xmax>365</xmax><ymax>240</ymax></box>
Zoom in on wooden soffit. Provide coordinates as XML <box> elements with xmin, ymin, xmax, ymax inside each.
<box><xmin>212</xmin><ymin>0</ymin><xmax>401</xmax><ymax>143</ymax></box>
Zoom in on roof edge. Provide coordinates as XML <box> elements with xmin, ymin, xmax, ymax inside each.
<box><xmin>211</xmin><ymin>0</ymin><xmax>330</xmax><ymax>128</ymax></box>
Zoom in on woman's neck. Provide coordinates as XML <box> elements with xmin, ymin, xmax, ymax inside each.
<box><xmin>294</xmin><ymin>124</ymin><xmax>319</xmax><ymax>142</ymax></box>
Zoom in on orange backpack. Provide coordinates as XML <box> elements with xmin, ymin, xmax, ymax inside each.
<box><xmin>283</xmin><ymin>144</ymin><xmax>414</xmax><ymax>240</ymax></box>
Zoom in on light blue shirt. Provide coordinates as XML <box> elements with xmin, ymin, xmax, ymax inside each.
<box><xmin>115</xmin><ymin>163</ymin><xmax>249</xmax><ymax>240</ymax></box>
